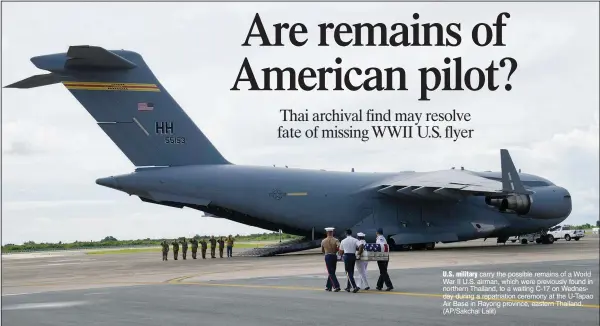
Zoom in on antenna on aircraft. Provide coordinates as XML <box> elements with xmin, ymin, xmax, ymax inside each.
<box><xmin>351</xmin><ymin>168</ymin><xmax>354</xmax><ymax>172</ymax></box>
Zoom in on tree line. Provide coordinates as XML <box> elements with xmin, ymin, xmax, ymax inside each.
<box><xmin>2</xmin><ymin>232</ymin><xmax>300</xmax><ymax>253</ymax></box>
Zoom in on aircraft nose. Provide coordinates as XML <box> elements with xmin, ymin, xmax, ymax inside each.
<box><xmin>562</xmin><ymin>187</ymin><xmax>572</xmax><ymax>216</ymax></box>
<box><xmin>95</xmin><ymin>176</ymin><xmax>121</xmax><ymax>190</ymax></box>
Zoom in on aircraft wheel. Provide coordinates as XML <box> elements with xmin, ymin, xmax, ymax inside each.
<box><xmin>565</xmin><ymin>234</ymin><xmax>571</xmax><ymax>241</ymax></box>
<box><xmin>511</xmin><ymin>240</ymin><xmax>517</xmax><ymax>243</ymax></box>
<box><xmin>400</xmin><ymin>244</ymin><xmax>411</xmax><ymax>251</ymax></box>
<box><xmin>535</xmin><ymin>238</ymin><xmax>542</xmax><ymax>244</ymax></box>
<box><xmin>425</xmin><ymin>242</ymin><xmax>435</xmax><ymax>250</ymax></box>
<box><xmin>542</xmin><ymin>234</ymin><xmax>555</xmax><ymax>244</ymax></box>
<box><xmin>521</xmin><ymin>239</ymin><xmax>528</xmax><ymax>245</ymax></box>
<box><xmin>412</xmin><ymin>243</ymin><xmax>426</xmax><ymax>250</ymax></box>
<box><xmin>574</xmin><ymin>237</ymin><xmax>580</xmax><ymax>241</ymax></box>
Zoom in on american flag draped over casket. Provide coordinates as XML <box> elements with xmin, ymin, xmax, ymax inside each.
<box><xmin>360</xmin><ymin>243</ymin><xmax>389</xmax><ymax>261</ymax></box>
<box><xmin>364</xmin><ymin>243</ymin><xmax>389</xmax><ymax>252</ymax></box>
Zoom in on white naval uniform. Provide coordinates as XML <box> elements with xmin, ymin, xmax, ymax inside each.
<box><xmin>355</xmin><ymin>239</ymin><xmax>369</xmax><ymax>288</ymax></box>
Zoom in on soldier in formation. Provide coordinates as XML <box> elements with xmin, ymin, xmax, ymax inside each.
<box><xmin>209</xmin><ymin>236</ymin><xmax>217</xmax><ymax>258</ymax></box>
<box><xmin>190</xmin><ymin>238</ymin><xmax>199</xmax><ymax>259</ymax></box>
<box><xmin>161</xmin><ymin>240</ymin><xmax>170</xmax><ymax>261</ymax></box>
<box><xmin>200</xmin><ymin>238</ymin><xmax>208</xmax><ymax>259</ymax></box>
<box><xmin>218</xmin><ymin>237</ymin><xmax>225</xmax><ymax>258</ymax></box>
<box><xmin>226</xmin><ymin>235</ymin><xmax>234</xmax><ymax>258</ymax></box>
<box><xmin>171</xmin><ymin>239</ymin><xmax>179</xmax><ymax>260</ymax></box>
<box><xmin>180</xmin><ymin>238</ymin><xmax>188</xmax><ymax>260</ymax></box>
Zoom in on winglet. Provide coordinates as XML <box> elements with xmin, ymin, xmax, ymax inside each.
<box><xmin>500</xmin><ymin>149</ymin><xmax>530</xmax><ymax>194</ymax></box>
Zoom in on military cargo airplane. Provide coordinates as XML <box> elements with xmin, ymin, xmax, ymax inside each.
<box><xmin>5</xmin><ymin>46</ymin><xmax>572</xmax><ymax>252</ymax></box>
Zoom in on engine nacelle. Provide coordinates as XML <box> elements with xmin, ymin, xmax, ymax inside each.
<box><xmin>485</xmin><ymin>186</ymin><xmax>572</xmax><ymax>219</ymax></box>
<box><xmin>486</xmin><ymin>194</ymin><xmax>531</xmax><ymax>215</ymax></box>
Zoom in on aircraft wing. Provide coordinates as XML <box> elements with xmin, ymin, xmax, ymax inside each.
<box><xmin>377</xmin><ymin>149</ymin><xmax>532</xmax><ymax>201</ymax></box>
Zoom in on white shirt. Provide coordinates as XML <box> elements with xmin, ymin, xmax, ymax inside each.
<box><xmin>376</xmin><ymin>235</ymin><xmax>387</xmax><ymax>245</ymax></box>
<box><xmin>340</xmin><ymin>236</ymin><xmax>360</xmax><ymax>254</ymax></box>
<box><xmin>356</xmin><ymin>239</ymin><xmax>366</xmax><ymax>255</ymax></box>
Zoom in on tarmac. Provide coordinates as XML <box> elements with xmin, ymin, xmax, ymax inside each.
<box><xmin>2</xmin><ymin>236</ymin><xmax>599</xmax><ymax>326</ymax></box>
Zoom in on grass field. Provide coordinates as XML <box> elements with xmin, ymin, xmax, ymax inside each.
<box><xmin>86</xmin><ymin>242</ymin><xmax>268</xmax><ymax>255</ymax></box>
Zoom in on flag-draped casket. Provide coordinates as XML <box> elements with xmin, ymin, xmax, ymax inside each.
<box><xmin>359</xmin><ymin>243</ymin><xmax>390</xmax><ymax>261</ymax></box>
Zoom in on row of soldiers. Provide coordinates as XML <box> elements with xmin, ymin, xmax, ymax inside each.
<box><xmin>160</xmin><ymin>235</ymin><xmax>235</xmax><ymax>261</ymax></box>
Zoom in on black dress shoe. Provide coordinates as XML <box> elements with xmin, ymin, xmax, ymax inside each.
<box><xmin>364</xmin><ymin>287</ymin><xmax>370</xmax><ymax>290</ymax></box>
<box><xmin>385</xmin><ymin>287</ymin><xmax>393</xmax><ymax>291</ymax></box>
<box><xmin>376</xmin><ymin>287</ymin><xmax>382</xmax><ymax>291</ymax></box>
<box><xmin>325</xmin><ymin>288</ymin><xmax>332</xmax><ymax>291</ymax></box>
<box><xmin>353</xmin><ymin>288</ymin><xmax>360</xmax><ymax>293</ymax></box>
<box><xmin>334</xmin><ymin>288</ymin><xmax>341</xmax><ymax>292</ymax></box>
<box><xmin>345</xmin><ymin>288</ymin><xmax>351</xmax><ymax>292</ymax></box>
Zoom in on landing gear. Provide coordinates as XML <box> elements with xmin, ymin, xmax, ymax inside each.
<box><xmin>540</xmin><ymin>234</ymin><xmax>555</xmax><ymax>244</ymax></box>
<box><xmin>521</xmin><ymin>238</ymin><xmax>528</xmax><ymax>245</ymax></box>
<box><xmin>410</xmin><ymin>242</ymin><xmax>436</xmax><ymax>250</ymax></box>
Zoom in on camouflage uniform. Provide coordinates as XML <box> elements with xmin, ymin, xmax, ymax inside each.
<box><xmin>218</xmin><ymin>238</ymin><xmax>225</xmax><ymax>258</ymax></box>
<box><xmin>190</xmin><ymin>239</ymin><xmax>199</xmax><ymax>259</ymax></box>
<box><xmin>180</xmin><ymin>238</ymin><xmax>188</xmax><ymax>260</ymax></box>
<box><xmin>171</xmin><ymin>240</ymin><xmax>179</xmax><ymax>260</ymax></box>
<box><xmin>161</xmin><ymin>240</ymin><xmax>170</xmax><ymax>261</ymax></box>
<box><xmin>200</xmin><ymin>239</ymin><xmax>208</xmax><ymax>259</ymax></box>
<box><xmin>209</xmin><ymin>236</ymin><xmax>217</xmax><ymax>258</ymax></box>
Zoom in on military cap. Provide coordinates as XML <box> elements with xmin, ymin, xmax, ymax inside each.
<box><xmin>325</xmin><ymin>227</ymin><xmax>335</xmax><ymax>232</ymax></box>
<box><xmin>357</xmin><ymin>232</ymin><xmax>365</xmax><ymax>237</ymax></box>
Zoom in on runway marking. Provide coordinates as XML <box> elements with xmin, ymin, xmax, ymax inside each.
<box><xmin>168</xmin><ymin>280</ymin><xmax>600</xmax><ymax>310</ymax></box>
<box><xmin>84</xmin><ymin>292</ymin><xmax>109</xmax><ymax>296</ymax></box>
<box><xmin>2</xmin><ymin>301</ymin><xmax>89</xmax><ymax>310</ymax></box>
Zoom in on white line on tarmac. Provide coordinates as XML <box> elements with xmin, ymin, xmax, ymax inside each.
<box><xmin>2</xmin><ymin>301</ymin><xmax>90</xmax><ymax>310</ymax></box>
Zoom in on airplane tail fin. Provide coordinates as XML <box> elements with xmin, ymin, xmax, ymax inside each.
<box><xmin>500</xmin><ymin>149</ymin><xmax>530</xmax><ymax>194</ymax></box>
<box><xmin>5</xmin><ymin>45</ymin><xmax>230</xmax><ymax>167</ymax></box>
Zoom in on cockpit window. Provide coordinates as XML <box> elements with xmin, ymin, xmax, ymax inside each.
<box><xmin>522</xmin><ymin>181</ymin><xmax>551</xmax><ymax>187</ymax></box>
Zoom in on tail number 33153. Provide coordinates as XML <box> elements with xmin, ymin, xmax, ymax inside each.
<box><xmin>165</xmin><ymin>136</ymin><xmax>186</xmax><ymax>144</ymax></box>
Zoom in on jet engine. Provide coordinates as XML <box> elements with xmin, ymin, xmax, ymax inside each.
<box><xmin>485</xmin><ymin>186</ymin><xmax>572</xmax><ymax>219</ymax></box>
<box><xmin>486</xmin><ymin>194</ymin><xmax>531</xmax><ymax>215</ymax></box>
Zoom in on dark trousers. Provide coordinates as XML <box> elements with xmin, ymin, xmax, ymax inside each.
<box><xmin>192</xmin><ymin>249</ymin><xmax>197</xmax><ymax>259</ymax></box>
<box><xmin>182</xmin><ymin>249</ymin><xmax>187</xmax><ymax>260</ymax></box>
<box><xmin>173</xmin><ymin>250</ymin><xmax>178</xmax><ymax>260</ymax></box>
<box><xmin>325</xmin><ymin>254</ymin><xmax>340</xmax><ymax>290</ymax></box>
<box><xmin>219</xmin><ymin>247</ymin><xmax>224</xmax><ymax>258</ymax></box>
<box><xmin>162</xmin><ymin>251</ymin><xmax>168</xmax><ymax>261</ymax></box>
<box><xmin>344</xmin><ymin>253</ymin><xmax>358</xmax><ymax>290</ymax></box>
<box><xmin>377</xmin><ymin>261</ymin><xmax>393</xmax><ymax>289</ymax></box>
<box><xmin>227</xmin><ymin>246</ymin><xmax>233</xmax><ymax>257</ymax></box>
<box><xmin>201</xmin><ymin>248</ymin><xmax>207</xmax><ymax>259</ymax></box>
<box><xmin>211</xmin><ymin>247</ymin><xmax>216</xmax><ymax>258</ymax></box>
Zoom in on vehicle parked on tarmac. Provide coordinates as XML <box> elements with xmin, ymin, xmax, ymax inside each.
<box><xmin>547</xmin><ymin>225</ymin><xmax>585</xmax><ymax>241</ymax></box>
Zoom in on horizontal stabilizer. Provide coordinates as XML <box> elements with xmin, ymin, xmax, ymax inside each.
<box><xmin>64</xmin><ymin>45</ymin><xmax>137</xmax><ymax>70</ymax></box>
<box><xmin>4</xmin><ymin>73</ymin><xmax>62</xmax><ymax>89</ymax></box>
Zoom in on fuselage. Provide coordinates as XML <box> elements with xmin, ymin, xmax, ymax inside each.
<box><xmin>99</xmin><ymin>165</ymin><xmax>571</xmax><ymax>244</ymax></box>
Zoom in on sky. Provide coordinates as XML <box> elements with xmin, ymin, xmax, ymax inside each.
<box><xmin>1</xmin><ymin>2</ymin><xmax>598</xmax><ymax>245</ymax></box>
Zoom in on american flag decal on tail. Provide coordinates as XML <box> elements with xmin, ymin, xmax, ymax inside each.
<box><xmin>138</xmin><ymin>102</ymin><xmax>154</xmax><ymax>111</ymax></box>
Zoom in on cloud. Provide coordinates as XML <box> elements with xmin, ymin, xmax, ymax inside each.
<box><xmin>1</xmin><ymin>2</ymin><xmax>598</xmax><ymax>245</ymax></box>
